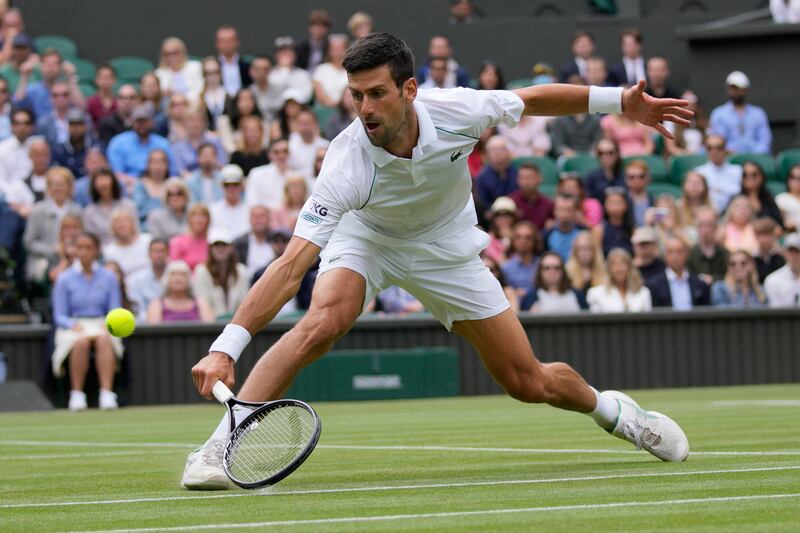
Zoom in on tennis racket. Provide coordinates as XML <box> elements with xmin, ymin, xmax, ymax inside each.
<box><xmin>211</xmin><ymin>381</ymin><xmax>321</xmax><ymax>489</ymax></box>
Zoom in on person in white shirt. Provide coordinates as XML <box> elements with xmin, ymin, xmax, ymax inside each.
<box><xmin>268</xmin><ymin>37</ymin><xmax>312</xmax><ymax>106</ymax></box>
<box><xmin>776</xmin><ymin>164</ymin><xmax>800</xmax><ymax>232</ymax></box>
<box><xmin>209</xmin><ymin>165</ymin><xmax>250</xmax><ymax>241</ymax></box>
<box><xmin>288</xmin><ymin>108</ymin><xmax>330</xmax><ymax>178</ymax></box>
<box><xmin>183</xmin><ymin>32</ymin><xmax>694</xmax><ymax>490</ymax></box>
<box><xmin>312</xmin><ymin>34</ymin><xmax>349</xmax><ymax>108</ymax></box>
<box><xmin>154</xmin><ymin>37</ymin><xmax>203</xmax><ymax>102</ymax></box>
<box><xmin>587</xmin><ymin>248</ymin><xmax>652</xmax><ymax>312</ymax></box>
<box><xmin>764</xmin><ymin>232</ymin><xmax>800</xmax><ymax>307</ymax></box>
<box><xmin>695</xmin><ymin>135</ymin><xmax>742</xmax><ymax>214</ymax></box>
<box><xmin>245</xmin><ymin>138</ymin><xmax>300</xmax><ymax>209</ymax></box>
<box><xmin>102</xmin><ymin>206</ymin><xmax>152</xmax><ymax>277</ymax></box>
<box><xmin>248</xmin><ymin>55</ymin><xmax>282</xmax><ymax>122</ymax></box>
<box><xmin>0</xmin><ymin>109</ymin><xmax>38</xmax><ymax>184</ymax></box>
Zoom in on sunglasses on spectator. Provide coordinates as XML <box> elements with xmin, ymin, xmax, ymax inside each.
<box><xmin>166</xmin><ymin>190</ymin><xmax>185</xmax><ymax>197</ymax></box>
<box><xmin>513</xmin><ymin>234</ymin><xmax>534</xmax><ymax>240</ymax></box>
<box><xmin>271</xmin><ymin>148</ymin><xmax>289</xmax><ymax>154</ymax></box>
<box><xmin>12</xmin><ymin>120</ymin><xmax>32</xmax><ymax>126</ymax></box>
<box><xmin>52</xmin><ymin>92</ymin><xmax>70</xmax><ymax>97</ymax></box>
<box><xmin>597</xmin><ymin>150</ymin><xmax>616</xmax><ymax>156</ymax></box>
<box><xmin>729</xmin><ymin>260</ymin><xmax>748</xmax><ymax>267</ymax></box>
<box><xmin>743</xmin><ymin>172</ymin><xmax>761</xmax><ymax>178</ymax></box>
<box><xmin>706</xmin><ymin>144</ymin><xmax>725</xmax><ymax>151</ymax></box>
<box><xmin>540</xmin><ymin>264</ymin><xmax>562</xmax><ymax>271</ymax></box>
<box><xmin>626</xmin><ymin>173</ymin><xmax>646</xmax><ymax>180</ymax></box>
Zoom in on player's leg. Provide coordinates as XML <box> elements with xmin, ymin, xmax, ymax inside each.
<box><xmin>68</xmin><ymin>337</ymin><xmax>91</xmax><ymax>411</ymax></box>
<box><xmin>94</xmin><ymin>334</ymin><xmax>118</xmax><ymax>409</ymax></box>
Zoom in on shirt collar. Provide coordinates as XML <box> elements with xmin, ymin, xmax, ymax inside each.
<box><xmin>666</xmin><ymin>268</ymin><xmax>689</xmax><ymax>283</ymax></box>
<box><xmin>357</xmin><ymin>98</ymin><xmax>438</xmax><ymax>168</ymax></box>
<box><xmin>71</xmin><ymin>260</ymin><xmax>100</xmax><ymax>273</ymax></box>
<box><xmin>219</xmin><ymin>53</ymin><xmax>239</xmax><ymax>65</ymax></box>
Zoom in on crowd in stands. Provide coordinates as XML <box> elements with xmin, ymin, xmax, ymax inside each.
<box><xmin>1</xmin><ymin>2</ymin><xmax>800</xmax><ymax>345</ymax></box>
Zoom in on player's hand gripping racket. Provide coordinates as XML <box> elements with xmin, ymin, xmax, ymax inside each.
<box><xmin>211</xmin><ymin>381</ymin><xmax>321</xmax><ymax>489</ymax></box>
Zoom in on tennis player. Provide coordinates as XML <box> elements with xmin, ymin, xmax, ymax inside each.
<box><xmin>183</xmin><ymin>33</ymin><xmax>691</xmax><ymax>489</ymax></box>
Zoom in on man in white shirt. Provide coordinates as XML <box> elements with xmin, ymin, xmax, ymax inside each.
<box><xmin>246</xmin><ymin>138</ymin><xmax>299</xmax><ymax>209</ymax></box>
<box><xmin>764</xmin><ymin>233</ymin><xmax>800</xmax><ymax>307</ymax></box>
<box><xmin>268</xmin><ymin>37</ymin><xmax>312</xmax><ymax>105</ymax></box>
<box><xmin>288</xmin><ymin>108</ymin><xmax>329</xmax><ymax>178</ymax></box>
<box><xmin>184</xmin><ymin>33</ymin><xmax>694</xmax><ymax>489</ymax></box>
<box><xmin>127</xmin><ymin>238</ymin><xmax>169</xmax><ymax>321</ymax></box>
<box><xmin>209</xmin><ymin>165</ymin><xmax>250</xmax><ymax>241</ymax></box>
<box><xmin>0</xmin><ymin>109</ymin><xmax>37</xmax><ymax>184</ymax></box>
<box><xmin>695</xmin><ymin>134</ymin><xmax>742</xmax><ymax>213</ymax></box>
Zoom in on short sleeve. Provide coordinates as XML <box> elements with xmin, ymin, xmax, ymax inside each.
<box><xmin>418</xmin><ymin>88</ymin><xmax>525</xmax><ymax>139</ymax></box>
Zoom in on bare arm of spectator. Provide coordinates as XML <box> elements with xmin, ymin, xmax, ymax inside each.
<box><xmin>13</xmin><ymin>58</ymin><xmax>36</xmax><ymax>102</ymax></box>
<box><xmin>62</xmin><ymin>61</ymin><xmax>87</xmax><ymax>109</ymax></box>
<box><xmin>146</xmin><ymin>298</ymin><xmax>163</xmax><ymax>324</ymax></box>
<box><xmin>0</xmin><ymin>27</ymin><xmax>18</xmax><ymax>65</ymax></box>
<box><xmin>197</xmin><ymin>298</ymin><xmax>215</xmax><ymax>322</ymax></box>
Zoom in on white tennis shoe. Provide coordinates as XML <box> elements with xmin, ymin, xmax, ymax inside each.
<box><xmin>181</xmin><ymin>438</ymin><xmax>230</xmax><ymax>490</ymax></box>
<box><xmin>99</xmin><ymin>389</ymin><xmax>118</xmax><ymax>410</ymax></box>
<box><xmin>602</xmin><ymin>390</ymin><xmax>689</xmax><ymax>462</ymax></box>
<box><xmin>68</xmin><ymin>390</ymin><xmax>87</xmax><ymax>412</ymax></box>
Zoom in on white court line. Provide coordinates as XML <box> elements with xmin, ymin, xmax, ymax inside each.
<box><xmin>69</xmin><ymin>493</ymin><xmax>800</xmax><ymax>532</ymax></box>
<box><xmin>4</xmin><ymin>465</ymin><xmax>800</xmax><ymax>509</ymax></box>
<box><xmin>710</xmin><ymin>400</ymin><xmax>800</xmax><ymax>407</ymax></box>
<box><xmin>0</xmin><ymin>450</ymin><xmax>177</xmax><ymax>460</ymax></box>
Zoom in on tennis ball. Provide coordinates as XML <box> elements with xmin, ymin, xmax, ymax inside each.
<box><xmin>106</xmin><ymin>308</ymin><xmax>136</xmax><ymax>338</ymax></box>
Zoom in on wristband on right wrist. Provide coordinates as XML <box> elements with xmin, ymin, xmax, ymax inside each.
<box><xmin>588</xmin><ymin>85</ymin><xmax>623</xmax><ymax>114</ymax></box>
<box><xmin>208</xmin><ymin>323</ymin><xmax>251</xmax><ymax>363</ymax></box>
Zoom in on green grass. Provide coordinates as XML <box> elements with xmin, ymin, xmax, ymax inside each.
<box><xmin>1</xmin><ymin>384</ymin><xmax>800</xmax><ymax>532</ymax></box>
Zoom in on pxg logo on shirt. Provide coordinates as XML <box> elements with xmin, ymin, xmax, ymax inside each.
<box><xmin>310</xmin><ymin>201</ymin><xmax>328</xmax><ymax>217</ymax></box>
<box><xmin>300</xmin><ymin>199</ymin><xmax>329</xmax><ymax>225</ymax></box>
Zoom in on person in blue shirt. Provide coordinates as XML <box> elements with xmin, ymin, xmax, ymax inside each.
<box><xmin>709</xmin><ymin>71</ymin><xmax>771</xmax><ymax>155</ymax></box>
<box><xmin>51</xmin><ymin>232</ymin><xmax>124</xmax><ymax>411</ymax></box>
<box><xmin>543</xmin><ymin>194</ymin><xmax>587</xmax><ymax>261</ymax></box>
<box><xmin>475</xmin><ymin>135</ymin><xmax>518</xmax><ymax>206</ymax></box>
<box><xmin>501</xmin><ymin>220</ymin><xmax>540</xmax><ymax>298</ymax></box>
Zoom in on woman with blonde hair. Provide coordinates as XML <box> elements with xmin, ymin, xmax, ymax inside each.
<box><xmin>147</xmin><ymin>260</ymin><xmax>214</xmax><ymax>323</ymax></box>
<box><xmin>717</xmin><ymin>195</ymin><xmax>759</xmax><ymax>255</ymax></box>
<box><xmin>565</xmin><ymin>230</ymin><xmax>606</xmax><ymax>296</ymax></box>
<box><xmin>147</xmin><ymin>177</ymin><xmax>190</xmax><ymax>241</ymax></box>
<box><xmin>587</xmin><ymin>247</ymin><xmax>652</xmax><ymax>312</ymax></box>
<box><xmin>132</xmin><ymin>148</ymin><xmax>171</xmax><ymax>227</ymax></box>
<box><xmin>229</xmin><ymin>115</ymin><xmax>269</xmax><ymax>175</ymax></box>
<box><xmin>271</xmin><ymin>174</ymin><xmax>308</xmax><ymax>231</ymax></box>
<box><xmin>102</xmin><ymin>206</ymin><xmax>152</xmax><ymax>277</ymax></box>
<box><xmin>347</xmin><ymin>11</ymin><xmax>373</xmax><ymax>40</ymax></box>
<box><xmin>710</xmin><ymin>249</ymin><xmax>767</xmax><ymax>308</ymax></box>
<box><xmin>169</xmin><ymin>203</ymin><xmax>210</xmax><ymax>270</ymax></box>
<box><xmin>165</xmin><ymin>92</ymin><xmax>191</xmax><ymax>142</ymax></box>
<box><xmin>645</xmin><ymin>194</ymin><xmax>693</xmax><ymax>247</ymax></box>
<box><xmin>193</xmin><ymin>229</ymin><xmax>249</xmax><ymax>319</ymax></box>
<box><xmin>47</xmin><ymin>214</ymin><xmax>84</xmax><ymax>283</ymax></box>
<box><xmin>155</xmin><ymin>36</ymin><xmax>203</xmax><ymax>101</ymax></box>
<box><xmin>678</xmin><ymin>170</ymin><xmax>712</xmax><ymax>228</ymax></box>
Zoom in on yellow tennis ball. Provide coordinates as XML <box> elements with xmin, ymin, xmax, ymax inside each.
<box><xmin>106</xmin><ymin>308</ymin><xmax>136</xmax><ymax>338</ymax></box>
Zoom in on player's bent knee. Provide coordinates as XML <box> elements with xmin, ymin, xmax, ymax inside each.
<box><xmin>296</xmin><ymin>307</ymin><xmax>353</xmax><ymax>353</ymax></box>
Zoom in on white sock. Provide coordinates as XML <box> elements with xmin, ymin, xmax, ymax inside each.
<box><xmin>208</xmin><ymin>407</ymin><xmax>254</xmax><ymax>442</ymax></box>
<box><xmin>588</xmin><ymin>388</ymin><xmax>619</xmax><ymax>430</ymax></box>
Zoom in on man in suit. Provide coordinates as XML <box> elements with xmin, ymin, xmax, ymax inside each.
<box><xmin>294</xmin><ymin>9</ymin><xmax>331</xmax><ymax>72</ymax></box>
<box><xmin>216</xmin><ymin>25</ymin><xmax>252</xmax><ymax>97</ymax></box>
<box><xmin>608</xmin><ymin>28</ymin><xmax>646</xmax><ymax>87</ymax></box>
<box><xmin>558</xmin><ymin>30</ymin><xmax>594</xmax><ymax>83</ymax></box>
<box><xmin>647</xmin><ymin>236</ymin><xmax>710</xmax><ymax>309</ymax></box>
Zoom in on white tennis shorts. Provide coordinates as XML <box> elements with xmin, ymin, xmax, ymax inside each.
<box><xmin>318</xmin><ymin>223</ymin><xmax>510</xmax><ymax>330</ymax></box>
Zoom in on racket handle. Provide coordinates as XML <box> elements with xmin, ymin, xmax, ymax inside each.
<box><xmin>212</xmin><ymin>381</ymin><xmax>234</xmax><ymax>404</ymax></box>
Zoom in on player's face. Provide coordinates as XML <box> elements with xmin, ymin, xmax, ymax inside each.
<box><xmin>348</xmin><ymin>65</ymin><xmax>416</xmax><ymax>148</ymax></box>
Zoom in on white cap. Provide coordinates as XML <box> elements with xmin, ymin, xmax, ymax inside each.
<box><xmin>725</xmin><ymin>71</ymin><xmax>750</xmax><ymax>89</ymax></box>
<box><xmin>207</xmin><ymin>227</ymin><xmax>233</xmax><ymax>245</ymax></box>
<box><xmin>490</xmin><ymin>196</ymin><xmax>517</xmax><ymax>215</ymax></box>
<box><xmin>784</xmin><ymin>233</ymin><xmax>800</xmax><ymax>250</ymax></box>
<box><xmin>220</xmin><ymin>164</ymin><xmax>244</xmax><ymax>183</ymax></box>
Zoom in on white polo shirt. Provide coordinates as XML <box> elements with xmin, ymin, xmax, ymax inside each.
<box><xmin>294</xmin><ymin>88</ymin><xmax>524</xmax><ymax>250</ymax></box>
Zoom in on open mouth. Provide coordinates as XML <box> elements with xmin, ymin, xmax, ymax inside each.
<box><xmin>365</xmin><ymin>121</ymin><xmax>380</xmax><ymax>133</ymax></box>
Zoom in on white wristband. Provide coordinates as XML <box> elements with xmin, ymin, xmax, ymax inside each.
<box><xmin>588</xmin><ymin>86</ymin><xmax>623</xmax><ymax>115</ymax></box>
<box><xmin>209</xmin><ymin>323</ymin><xmax>251</xmax><ymax>363</ymax></box>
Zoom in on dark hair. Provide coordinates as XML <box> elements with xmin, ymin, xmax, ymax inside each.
<box><xmin>89</xmin><ymin>167</ymin><xmax>121</xmax><ymax>203</ymax></box>
<box><xmin>252</xmin><ymin>54</ymin><xmax>273</xmax><ymax>65</ymax></box>
<box><xmin>535</xmin><ymin>251</ymin><xmax>570</xmax><ymax>294</ymax></box>
<box><xmin>621</xmin><ymin>28</ymin><xmax>643</xmax><ymax>44</ymax></box>
<box><xmin>96</xmin><ymin>63</ymin><xmax>117</xmax><ymax>77</ymax></box>
<box><xmin>509</xmin><ymin>220</ymin><xmax>540</xmax><ymax>256</ymax></box>
<box><xmin>787</xmin><ymin>164</ymin><xmax>800</xmax><ymax>188</ymax></box>
<box><xmin>149</xmin><ymin>238</ymin><xmax>170</xmax><ymax>250</ymax></box>
<box><xmin>143</xmin><ymin>148</ymin><xmax>170</xmax><ymax>179</ymax></box>
<box><xmin>197</xmin><ymin>142</ymin><xmax>218</xmax><ymax>156</ymax></box>
<box><xmin>555</xmin><ymin>193</ymin><xmax>580</xmax><ymax>209</ymax></box>
<box><xmin>40</xmin><ymin>48</ymin><xmax>62</xmax><ymax>62</ymax></box>
<box><xmin>343</xmin><ymin>32</ymin><xmax>415</xmax><ymax>88</ymax></box>
<box><xmin>572</xmin><ymin>30</ymin><xmax>594</xmax><ymax>44</ymax></box>
<box><xmin>518</xmin><ymin>161</ymin><xmax>540</xmax><ymax>174</ymax></box>
<box><xmin>603</xmin><ymin>187</ymin><xmax>635</xmax><ymax>235</ymax></box>
<box><xmin>11</xmin><ymin>107</ymin><xmax>35</xmax><ymax>123</ymax></box>
<box><xmin>741</xmin><ymin>161</ymin><xmax>781</xmax><ymax>223</ymax></box>
<box><xmin>477</xmin><ymin>60</ymin><xmax>505</xmax><ymax>90</ymax></box>
<box><xmin>77</xmin><ymin>231</ymin><xmax>101</xmax><ymax>251</ymax></box>
<box><xmin>229</xmin><ymin>88</ymin><xmax>262</xmax><ymax>129</ymax></box>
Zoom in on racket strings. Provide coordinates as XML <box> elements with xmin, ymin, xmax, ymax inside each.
<box><xmin>226</xmin><ymin>404</ymin><xmax>315</xmax><ymax>483</ymax></box>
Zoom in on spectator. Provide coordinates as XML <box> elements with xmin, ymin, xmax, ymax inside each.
<box><xmin>587</xmin><ymin>247</ymin><xmax>652</xmax><ymax>312</ymax></box>
<box><xmin>51</xmin><ymin>232</ymin><xmax>123</xmax><ymax>411</ymax></box>
<box><xmin>558</xmin><ymin>173</ymin><xmax>603</xmax><ymax>228</ymax></box>
<box><xmin>695</xmin><ymin>134</ymin><xmax>742</xmax><ymax>214</ymax></box>
<box><xmin>347</xmin><ymin>12</ymin><xmax>374</xmax><ymax>41</ymax></box>
<box><xmin>186</xmin><ymin>143</ymin><xmax>223</xmax><ymax>204</ymax></box>
<box><xmin>200</xmin><ymin>56</ymin><xmax>229</xmax><ymax>128</ymax></box>
<box><xmin>154</xmin><ymin>37</ymin><xmax>203</xmax><ymax>101</ymax></box>
<box><xmin>289</xmin><ymin>108</ymin><xmax>329</xmax><ymax>177</ymax></box>
<box><xmin>498</xmin><ymin>113</ymin><xmax>551</xmax><ymax>158</ymax></box>
<box><xmin>559</xmin><ymin>30</ymin><xmax>594</xmax><ymax>83</ymax></box>
<box><xmin>295</xmin><ymin>9</ymin><xmax>332</xmax><ymax>72</ymax></box>
<box><xmin>476</xmin><ymin>136</ymin><xmax>517</xmax><ymax>206</ymax></box>
<box><xmin>482</xmin><ymin>254</ymin><xmax>518</xmax><ymax>312</ymax></box>
<box><xmin>468</xmin><ymin>127</ymin><xmax>494</xmax><ymax>179</ymax></box>
<box><xmin>544</xmin><ymin>194</ymin><xmax>585</xmax><ymax>261</ymax></box>
<box><xmin>594</xmin><ymin>187</ymin><xmax>634</xmax><ymax>256</ymax></box>
<box><xmin>82</xmin><ymin>168</ymin><xmax>136</xmax><ymax>245</ymax></box>
<box><xmin>377</xmin><ymin>286</ymin><xmax>425</xmax><ymax>315</ymax></box>
<box><xmin>449</xmin><ymin>0</ymin><xmax>481</xmax><ymax>24</ymax></box>
<box><xmin>0</xmin><ymin>7</ymin><xmax>28</xmax><ymax>65</ymax></box>
<box><xmin>35</xmin><ymin>80</ymin><xmax>79</xmax><ymax>148</ymax></box>
<box><xmin>484</xmin><ymin>196</ymin><xmax>517</xmax><ymax>264</ymax></box>
<box><xmin>647</xmin><ymin>236</ymin><xmax>711</xmax><ymax>309</ymax></box>
<box><xmin>0</xmin><ymin>169</ymin><xmax>34</xmax><ymax>218</ymax></box>
<box><xmin>193</xmin><ymin>227</ymin><xmax>249</xmax><ymax>319</ymax></box>
<box><xmin>102</xmin><ymin>206</ymin><xmax>151</xmax><ymax>277</ymax></box>
<box><xmin>0</xmin><ymin>75</ymin><xmax>11</xmax><ymax>141</ymax></box>
<box><xmin>23</xmin><ymin>137</ymin><xmax>51</xmax><ymax>204</ymax></box>
<box><xmin>678</xmin><ymin>171</ymin><xmax>713</xmax><ymax>231</ymax></box>
<box><xmin>718</xmin><ymin>195</ymin><xmax>758</xmax><ymax>255</ymax></box>
<box><xmin>776</xmin><ymin>164</ymin><xmax>800</xmax><ymax>232</ymax></box>
<box><xmin>585</xmin><ymin>56</ymin><xmax>609</xmax><ymax>87</ymax></box>
<box><xmin>272</xmin><ymin>174</ymin><xmax>307</xmax><ymax>231</ymax></box>
<box><xmin>631</xmin><ymin>225</ymin><xmax>666</xmax><ymax>281</ymax></box>
<box><xmin>146</xmin><ymin>177</ymin><xmax>189</xmax><ymax>241</ymax></box>
<box><xmin>600</xmin><ymin>111</ymin><xmax>654</xmax><ymax>158</ymax></box>
<box><xmin>313</xmin><ymin>146</ymin><xmax>327</xmax><ymax>178</ymax></box>
<box><xmin>645</xmin><ymin>194</ymin><xmax>693</xmax><ymax>247</ymax></box>
<box><xmin>644</xmin><ymin>56</ymin><xmax>680</xmax><ymax>99</ymax></box>
<box><xmin>584</xmin><ymin>138</ymin><xmax>625</xmax><ymax>202</ymax></box>
<box><xmin>476</xmin><ymin>61</ymin><xmax>505</xmax><ymax>91</ymax></box>
<box><xmin>764</xmin><ymin>232</ymin><xmax>800</xmax><ymax>307</ymax></box>
<box><xmin>209</xmin><ymin>165</ymin><xmax>249</xmax><ymax>240</ymax></box>
<box><xmin>709</xmin><ymin>71</ymin><xmax>771</xmax><ymax>155</ymax></box>
<box><xmin>217</xmin><ymin>88</ymin><xmax>265</xmax><ymax>154</ymax></box>
<box><xmin>508</xmin><ymin>161</ymin><xmax>553</xmax><ymax>231</ymax></box>
<box><xmin>215</xmin><ymin>25</ymin><xmax>251</xmax><ymax>97</ymax></box>
<box><xmin>73</xmin><ymin>149</ymin><xmax>110</xmax><ymax>207</ymax></box>
<box><xmin>501</xmin><ymin>220</ymin><xmax>540</xmax><ymax>297</ymax></box>
<box><xmin>269</xmin><ymin>37</ymin><xmax>313</xmax><ymax>105</ymax></box>
<box><xmin>711</xmin><ymin>250</ymin><xmax>767</xmax><ymax>308</ymax></box>
<box><xmin>0</xmin><ymin>108</ymin><xmax>36</xmax><ymax>182</ymax></box>
<box><xmin>270</xmin><ymin>92</ymin><xmax>305</xmax><ymax>140</ymax></box>
<box><xmin>565</xmin><ymin>230</ymin><xmax>606</xmax><ymax>295</ymax></box>
<box><xmin>229</xmin><ymin>115</ymin><xmax>269</xmax><ymax>176</ymax></box>
<box><xmin>0</xmin><ymin>30</ymin><xmax>35</xmax><ymax>82</ymax></box>
<box><xmin>132</xmin><ymin>148</ymin><xmax>170</xmax><ymax>227</ymax></box>
<box><xmin>417</xmin><ymin>35</ymin><xmax>470</xmax><ymax>88</ymax></box>
<box><xmin>663</xmin><ymin>90</ymin><xmax>708</xmax><ymax>157</ymax></box>
<box><xmin>521</xmin><ymin>251</ymin><xmax>585</xmax><ymax>313</ymax></box>
<box><xmin>246</xmin><ymin>138</ymin><xmax>294</xmax><ymax>209</ymax></box>
<box><xmin>46</xmin><ymin>213</ymin><xmax>83</xmax><ymax>284</ymax></box>
<box><xmin>686</xmin><ymin>206</ymin><xmax>728</xmax><ymax>285</ymax></box>
<box><xmin>107</xmin><ymin>103</ymin><xmax>175</xmax><ymax>191</ymax></box>
<box><xmin>147</xmin><ymin>259</ymin><xmax>213</xmax><ymax>323</ymax></box>
<box><xmin>169</xmin><ymin>203</ymin><xmax>210</xmax><ymax>270</ymax></box>
<box><xmin>171</xmin><ymin>108</ymin><xmax>226</xmax><ymax>176</ymax></box>
<box><xmin>313</xmin><ymin>34</ymin><xmax>348</xmax><ymax>108</ymax></box>
<box><xmin>753</xmin><ymin>216</ymin><xmax>785</xmax><ymax>284</ymax></box>
<box><xmin>165</xmin><ymin>93</ymin><xmax>192</xmax><ymax>143</ymax></box>
<box><xmin>608</xmin><ymin>28</ymin><xmax>646</xmax><ymax>87</ymax></box>
<box><xmin>324</xmin><ymin>88</ymin><xmax>358</xmax><ymax>140</ymax></box>
<box><xmin>14</xmin><ymin>49</ymin><xmax>83</xmax><ymax>120</ymax></box>
<box><xmin>23</xmin><ymin>167</ymin><xmax>81</xmax><ymax>281</ymax></box>
<box><xmin>248</xmin><ymin>55</ymin><xmax>281</xmax><ymax>122</ymax></box>
<box><xmin>97</xmin><ymin>84</ymin><xmax>138</xmax><ymax>148</ymax></box>
<box><xmin>548</xmin><ymin>90</ymin><xmax>603</xmax><ymax>161</ymax></box>
<box><xmin>419</xmin><ymin>56</ymin><xmax>449</xmax><ymax>90</ymax></box>
<box><xmin>104</xmin><ymin>260</ymin><xmax>136</xmax><ymax>313</ymax></box>
<box><xmin>233</xmin><ymin>204</ymin><xmax>275</xmax><ymax>278</ymax></box>
<box><xmin>139</xmin><ymin>73</ymin><xmax>169</xmax><ymax>137</ymax></box>
<box><xmin>128</xmin><ymin>238</ymin><xmax>170</xmax><ymax>321</ymax></box>
<box><xmin>51</xmin><ymin>109</ymin><xmax>96</xmax><ymax>179</ymax></box>
<box><xmin>741</xmin><ymin>160</ymin><xmax>783</xmax><ymax>226</ymax></box>
<box><xmin>624</xmin><ymin>159</ymin><xmax>654</xmax><ymax>227</ymax></box>
<box><xmin>86</xmin><ymin>64</ymin><xmax>117</xmax><ymax>127</ymax></box>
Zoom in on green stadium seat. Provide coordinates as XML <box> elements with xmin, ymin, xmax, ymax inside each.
<box><xmin>728</xmin><ymin>153</ymin><xmax>778</xmax><ymax>181</ymax></box>
<box><xmin>34</xmin><ymin>35</ymin><xmax>78</xmax><ymax>59</ymax></box>
<box><xmin>78</xmin><ymin>82</ymin><xmax>96</xmax><ymax>97</ymax></box>
<box><xmin>313</xmin><ymin>105</ymin><xmax>335</xmax><ymax>128</ymax></box>
<box><xmin>623</xmin><ymin>155</ymin><xmax>668</xmax><ymax>182</ymax></box>
<box><xmin>513</xmin><ymin>156</ymin><xmax>558</xmax><ymax>184</ymax></box>
<box><xmin>109</xmin><ymin>56</ymin><xmax>155</xmax><ymax>83</ymax></box>
<box><xmin>540</xmin><ymin>183</ymin><xmax>558</xmax><ymax>198</ymax></box>
<box><xmin>648</xmin><ymin>182</ymin><xmax>682</xmax><ymax>199</ymax></box>
<box><xmin>561</xmin><ymin>154</ymin><xmax>599</xmax><ymax>175</ymax></box>
<box><xmin>506</xmin><ymin>77</ymin><xmax>531</xmax><ymax>90</ymax></box>
<box><xmin>71</xmin><ymin>58</ymin><xmax>96</xmax><ymax>84</ymax></box>
<box><xmin>767</xmin><ymin>181</ymin><xmax>787</xmax><ymax>196</ymax></box>
<box><xmin>776</xmin><ymin>148</ymin><xmax>800</xmax><ymax>180</ymax></box>
<box><xmin>668</xmin><ymin>154</ymin><xmax>707</xmax><ymax>185</ymax></box>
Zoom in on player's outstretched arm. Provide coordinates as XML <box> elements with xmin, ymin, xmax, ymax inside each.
<box><xmin>191</xmin><ymin>237</ymin><xmax>321</xmax><ymax>398</ymax></box>
<box><xmin>512</xmin><ymin>79</ymin><xmax>693</xmax><ymax>139</ymax></box>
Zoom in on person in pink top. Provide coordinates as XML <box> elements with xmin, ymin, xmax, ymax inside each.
<box><xmin>271</xmin><ymin>173</ymin><xmax>308</xmax><ymax>231</ymax></box>
<box><xmin>147</xmin><ymin>260</ymin><xmax>214</xmax><ymax>323</ymax></box>
<box><xmin>557</xmin><ymin>173</ymin><xmax>603</xmax><ymax>227</ymax></box>
<box><xmin>717</xmin><ymin>195</ymin><xmax>759</xmax><ymax>255</ymax></box>
<box><xmin>600</xmin><ymin>113</ymin><xmax>654</xmax><ymax>157</ymax></box>
<box><xmin>169</xmin><ymin>203</ymin><xmax>211</xmax><ymax>270</ymax></box>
